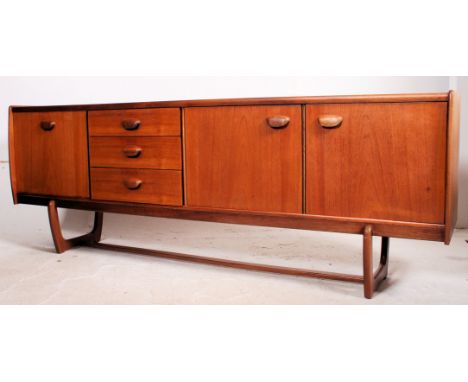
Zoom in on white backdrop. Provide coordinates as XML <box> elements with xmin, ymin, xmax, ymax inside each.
<box><xmin>1</xmin><ymin>76</ymin><xmax>466</xmax><ymax>227</ymax></box>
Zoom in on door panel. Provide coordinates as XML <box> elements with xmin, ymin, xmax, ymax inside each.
<box><xmin>13</xmin><ymin>111</ymin><xmax>89</xmax><ymax>198</ymax></box>
<box><xmin>185</xmin><ymin>106</ymin><xmax>302</xmax><ymax>213</ymax></box>
<box><xmin>306</xmin><ymin>102</ymin><xmax>447</xmax><ymax>223</ymax></box>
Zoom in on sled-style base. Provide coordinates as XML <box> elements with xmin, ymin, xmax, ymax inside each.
<box><xmin>47</xmin><ymin>200</ymin><xmax>103</xmax><ymax>254</ymax></box>
<box><xmin>47</xmin><ymin>200</ymin><xmax>389</xmax><ymax>299</ymax></box>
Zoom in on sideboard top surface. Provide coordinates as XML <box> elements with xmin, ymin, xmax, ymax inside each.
<box><xmin>10</xmin><ymin>92</ymin><xmax>449</xmax><ymax>112</ymax></box>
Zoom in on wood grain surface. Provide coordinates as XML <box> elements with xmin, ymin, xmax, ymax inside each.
<box><xmin>91</xmin><ymin>168</ymin><xmax>182</xmax><ymax>205</ymax></box>
<box><xmin>12</xmin><ymin>111</ymin><xmax>89</xmax><ymax>198</ymax></box>
<box><xmin>88</xmin><ymin>108</ymin><xmax>181</xmax><ymax>136</ymax></box>
<box><xmin>306</xmin><ymin>102</ymin><xmax>448</xmax><ymax>223</ymax></box>
<box><xmin>90</xmin><ymin>136</ymin><xmax>182</xmax><ymax>169</ymax></box>
<box><xmin>185</xmin><ymin>105</ymin><xmax>302</xmax><ymax>213</ymax></box>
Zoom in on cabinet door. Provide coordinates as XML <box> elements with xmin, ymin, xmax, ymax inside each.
<box><xmin>306</xmin><ymin>102</ymin><xmax>447</xmax><ymax>223</ymax></box>
<box><xmin>185</xmin><ymin>106</ymin><xmax>302</xmax><ymax>213</ymax></box>
<box><xmin>13</xmin><ymin>111</ymin><xmax>89</xmax><ymax>198</ymax></box>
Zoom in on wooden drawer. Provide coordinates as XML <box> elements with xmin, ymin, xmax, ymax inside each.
<box><xmin>88</xmin><ymin>108</ymin><xmax>180</xmax><ymax>136</ymax></box>
<box><xmin>90</xmin><ymin>137</ymin><xmax>182</xmax><ymax>170</ymax></box>
<box><xmin>91</xmin><ymin>168</ymin><xmax>182</xmax><ymax>205</ymax></box>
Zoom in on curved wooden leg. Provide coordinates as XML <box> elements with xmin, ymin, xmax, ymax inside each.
<box><xmin>363</xmin><ymin>225</ymin><xmax>390</xmax><ymax>299</ymax></box>
<box><xmin>47</xmin><ymin>200</ymin><xmax>104</xmax><ymax>254</ymax></box>
<box><xmin>374</xmin><ymin>236</ymin><xmax>389</xmax><ymax>287</ymax></box>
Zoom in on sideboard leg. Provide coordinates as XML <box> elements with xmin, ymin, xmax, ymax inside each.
<box><xmin>363</xmin><ymin>225</ymin><xmax>374</xmax><ymax>298</ymax></box>
<box><xmin>374</xmin><ymin>236</ymin><xmax>389</xmax><ymax>289</ymax></box>
<box><xmin>47</xmin><ymin>200</ymin><xmax>104</xmax><ymax>254</ymax></box>
<box><xmin>363</xmin><ymin>225</ymin><xmax>390</xmax><ymax>299</ymax></box>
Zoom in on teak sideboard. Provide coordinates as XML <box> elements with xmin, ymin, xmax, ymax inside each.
<box><xmin>8</xmin><ymin>92</ymin><xmax>460</xmax><ymax>298</ymax></box>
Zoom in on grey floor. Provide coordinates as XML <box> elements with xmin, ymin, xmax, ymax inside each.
<box><xmin>0</xmin><ymin>163</ymin><xmax>467</xmax><ymax>304</ymax></box>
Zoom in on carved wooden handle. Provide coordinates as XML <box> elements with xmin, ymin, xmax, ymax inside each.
<box><xmin>121</xmin><ymin>119</ymin><xmax>141</xmax><ymax>131</ymax></box>
<box><xmin>123</xmin><ymin>145</ymin><xmax>143</xmax><ymax>158</ymax></box>
<box><xmin>267</xmin><ymin>116</ymin><xmax>290</xmax><ymax>129</ymax></box>
<box><xmin>124</xmin><ymin>178</ymin><xmax>143</xmax><ymax>190</ymax></box>
<box><xmin>40</xmin><ymin>121</ymin><xmax>56</xmax><ymax>131</ymax></box>
<box><xmin>318</xmin><ymin>115</ymin><xmax>343</xmax><ymax>129</ymax></box>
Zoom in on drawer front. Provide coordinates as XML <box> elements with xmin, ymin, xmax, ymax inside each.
<box><xmin>91</xmin><ymin>168</ymin><xmax>182</xmax><ymax>205</ymax></box>
<box><xmin>88</xmin><ymin>108</ymin><xmax>180</xmax><ymax>136</ymax></box>
<box><xmin>12</xmin><ymin>111</ymin><xmax>89</xmax><ymax>198</ymax></box>
<box><xmin>306</xmin><ymin>102</ymin><xmax>447</xmax><ymax>223</ymax></box>
<box><xmin>90</xmin><ymin>137</ymin><xmax>182</xmax><ymax>170</ymax></box>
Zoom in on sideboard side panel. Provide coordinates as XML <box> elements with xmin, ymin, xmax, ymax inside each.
<box><xmin>445</xmin><ymin>90</ymin><xmax>461</xmax><ymax>244</ymax></box>
<box><xmin>8</xmin><ymin>106</ymin><xmax>18</xmax><ymax>204</ymax></box>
